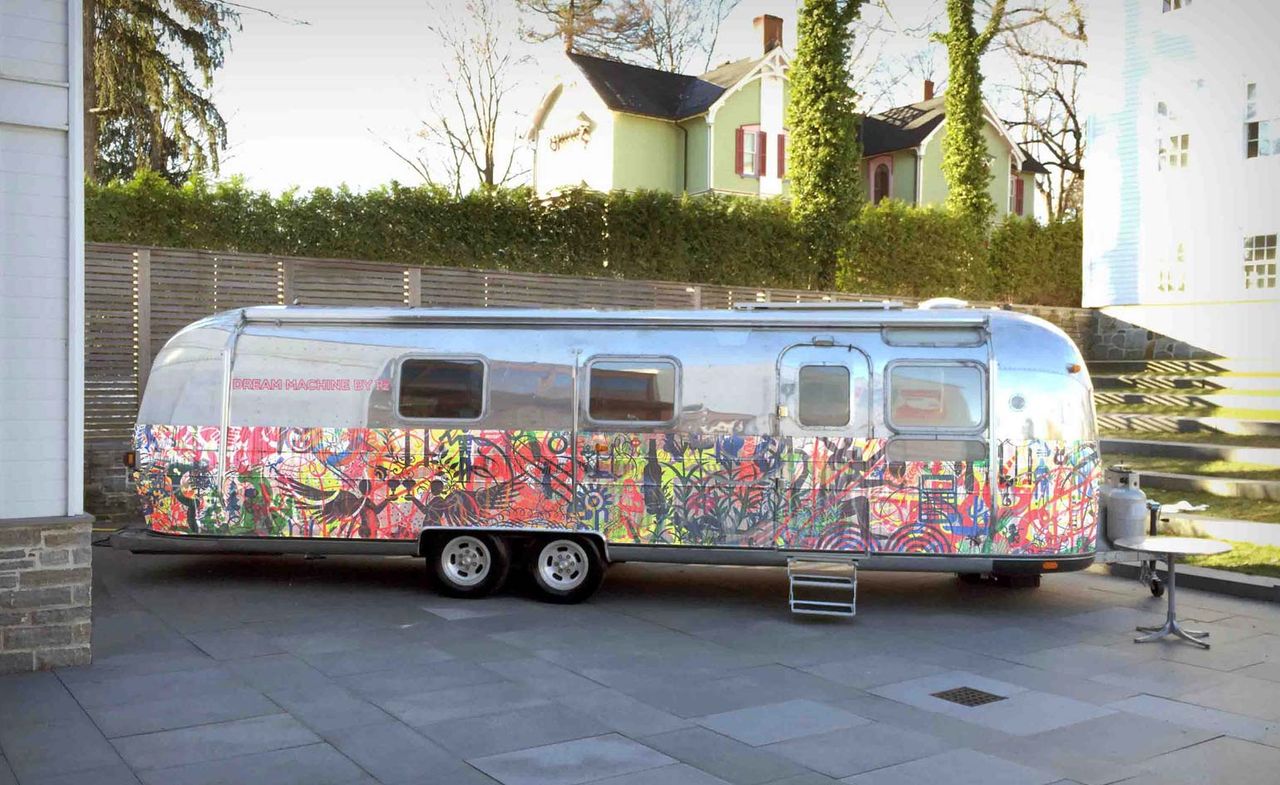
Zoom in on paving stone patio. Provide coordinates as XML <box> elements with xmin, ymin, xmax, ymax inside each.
<box><xmin>2</xmin><ymin>548</ymin><xmax>1280</xmax><ymax>785</ymax></box>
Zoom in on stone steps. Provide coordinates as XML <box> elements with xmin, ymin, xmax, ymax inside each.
<box><xmin>1094</xmin><ymin>390</ymin><xmax>1280</xmax><ymax>409</ymax></box>
<box><xmin>1093</xmin><ymin>375</ymin><xmax>1280</xmax><ymax>392</ymax></box>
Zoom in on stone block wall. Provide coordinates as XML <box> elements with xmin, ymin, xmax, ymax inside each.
<box><xmin>1087</xmin><ymin>312</ymin><xmax>1216</xmax><ymax>361</ymax></box>
<box><xmin>0</xmin><ymin>515</ymin><xmax>93</xmax><ymax>674</ymax></box>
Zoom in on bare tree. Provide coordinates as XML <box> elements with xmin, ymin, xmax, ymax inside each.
<box><xmin>631</xmin><ymin>0</ymin><xmax>740</xmax><ymax>73</ymax></box>
<box><xmin>518</xmin><ymin>0</ymin><xmax>738</xmax><ymax>73</ymax></box>
<box><xmin>516</xmin><ymin>0</ymin><xmax>646</xmax><ymax>57</ymax></box>
<box><xmin>408</xmin><ymin>0</ymin><xmax>529</xmax><ymax>193</ymax></box>
<box><xmin>990</xmin><ymin>0</ymin><xmax>1086</xmax><ymax>218</ymax></box>
<box><xmin>847</xmin><ymin>0</ymin><xmax>943</xmax><ymax>112</ymax></box>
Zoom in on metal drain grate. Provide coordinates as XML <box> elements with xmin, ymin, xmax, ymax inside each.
<box><xmin>930</xmin><ymin>686</ymin><xmax>1007</xmax><ymax>707</ymax></box>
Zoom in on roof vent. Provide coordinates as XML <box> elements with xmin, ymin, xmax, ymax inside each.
<box><xmin>919</xmin><ymin>297</ymin><xmax>969</xmax><ymax>310</ymax></box>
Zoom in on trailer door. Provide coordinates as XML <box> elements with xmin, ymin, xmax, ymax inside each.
<box><xmin>775</xmin><ymin>344</ymin><xmax>873</xmax><ymax>551</ymax></box>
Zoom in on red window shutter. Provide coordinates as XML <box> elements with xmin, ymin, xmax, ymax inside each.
<box><xmin>734</xmin><ymin>127</ymin><xmax>744</xmax><ymax>176</ymax></box>
<box><xmin>1014</xmin><ymin>177</ymin><xmax>1025</xmax><ymax>215</ymax></box>
<box><xmin>777</xmin><ymin>134</ymin><xmax>786</xmax><ymax>178</ymax></box>
<box><xmin>757</xmin><ymin>131</ymin><xmax>767</xmax><ymax>176</ymax></box>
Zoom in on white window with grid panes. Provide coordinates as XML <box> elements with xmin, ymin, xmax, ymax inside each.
<box><xmin>1157</xmin><ymin>241</ymin><xmax>1187</xmax><ymax>294</ymax></box>
<box><xmin>1244</xmin><ymin>234</ymin><xmax>1278</xmax><ymax>290</ymax></box>
<box><xmin>1246</xmin><ymin>83</ymin><xmax>1280</xmax><ymax>158</ymax></box>
<box><xmin>1159</xmin><ymin>133</ymin><xmax>1189</xmax><ymax>170</ymax></box>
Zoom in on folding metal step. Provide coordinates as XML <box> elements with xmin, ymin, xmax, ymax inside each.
<box><xmin>788</xmin><ymin>556</ymin><xmax>858</xmax><ymax>618</ymax></box>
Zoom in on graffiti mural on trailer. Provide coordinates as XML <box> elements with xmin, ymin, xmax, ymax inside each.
<box><xmin>135</xmin><ymin>425</ymin><xmax>1100</xmax><ymax>556</ymax></box>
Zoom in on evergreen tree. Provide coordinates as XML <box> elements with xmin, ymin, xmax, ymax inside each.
<box><xmin>934</xmin><ymin>0</ymin><xmax>1007</xmax><ymax>222</ymax></box>
<box><xmin>84</xmin><ymin>0</ymin><xmax>238</xmax><ymax>183</ymax></box>
<box><xmin>787</xmin><ymin>0</ymin><xmax>864</xmax><ymax>289</ymax></box>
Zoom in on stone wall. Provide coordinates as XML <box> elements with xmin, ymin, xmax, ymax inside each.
<box><xmin>0</xmin><ymin>515</ymin><xmax>93</xmax><ymax>674</ymax></box>
<box><xmin>1087</xmin><ymin>312</ymin><xmax>1216</xmax><ymax>361</ymax></box>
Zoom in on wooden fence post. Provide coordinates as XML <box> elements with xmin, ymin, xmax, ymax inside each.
<box><xmin>136</xmin><ymin>248</ymin><xmax>152</xmax><ymax>396</ymax></box>
<box><xmin>406</xmin><ymin>267</ymin><xmax>422</xmax><ymax>306</ymax></box>
<box><xmin>281</xmin><ymin>258</ymin><xmax>296</xmax><ymax>304</ymax></box>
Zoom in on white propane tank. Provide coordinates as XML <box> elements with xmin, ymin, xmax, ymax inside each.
<box><xmin>1102</xmin><ymin>465</ymin><xmax>1148</xmax><ymax>546</ymax></box>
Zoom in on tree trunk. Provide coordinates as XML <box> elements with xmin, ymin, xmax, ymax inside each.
<box><xmin>82</xmin><ymin>0</ymin><xmax>97</xmax><ymax>182</ymax></box>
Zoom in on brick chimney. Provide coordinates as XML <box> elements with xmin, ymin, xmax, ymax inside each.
<box><xmin>754</xmin><ymin>15</ymin><xmax>783</xmax><ymax>54</ymax></box>
<box><xmin>923</xmin><ymin>79</ymin><xmax>935</xmax><ymax>101</ymax></box>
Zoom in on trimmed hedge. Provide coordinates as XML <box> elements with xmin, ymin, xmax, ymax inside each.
<box><xmin>85</xmin><ymin>172</ymin><xmax>1082</xmax><ymax>304</ymax></box>
<box><xmin>841</xmin><ymin>200</ymin><xmax>1082</xmax><ymax>305</ymax></box>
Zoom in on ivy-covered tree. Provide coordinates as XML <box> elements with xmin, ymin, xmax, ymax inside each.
<box><xmin>934</xmin><ymin>0</ymin><xmax>1006</xmax><ymax>222</ymax></box>
<box><xmin>84</xmin><ymin>0</ymin><xmax>239</xmax><ymax>183</ymax></box>
<box><xmin>787</xmin><ymin>0</ymin><xmax>864</xmax><ymax>288</ymax></box>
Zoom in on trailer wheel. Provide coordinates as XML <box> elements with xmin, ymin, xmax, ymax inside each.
<box><xmin>529</xmin><ymin>537</ymin><xmax>604</xmax><ymax>604</ymax></box>
<box><xmin>429</xmin><ymin>533</ymin><xmax>510</xmax><ymax>598</ymax></box>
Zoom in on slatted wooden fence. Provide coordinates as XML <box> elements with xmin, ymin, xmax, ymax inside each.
<box><xmin>83</xmin><ymin>242</ymin><xmax>1094</xmax><ymax>522</ymax></box>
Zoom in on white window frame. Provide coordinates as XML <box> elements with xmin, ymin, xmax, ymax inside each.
<box><xmin>1160</xmin><ymin>133</ymin><xmax>1190</xmax><ymax>170</ymax></box>
<box><xmin>1244</xmin><ymin>234</ymin><xmax>1278</xmax><ymax>291</ymax></box>
<box><xmin>742</xmin><ymin>130</ymin><xmax>758</xmax><ymax>177</ymax></box>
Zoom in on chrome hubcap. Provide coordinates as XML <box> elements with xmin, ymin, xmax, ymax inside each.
<box><xmin>441</xmin><ymin>536</ymin><xmax>491</xmax><ymax>587</ymax></box>
<box><xmin>537</xmin><ymin>539</ymin><xmax>589</xmax><ymax>591</ymax></box>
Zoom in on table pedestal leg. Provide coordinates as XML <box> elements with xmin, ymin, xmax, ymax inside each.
<box><xmin>1134</xmin><ymin>555</ymin><xmax>1209</xmax><ymax>649</ymax></box>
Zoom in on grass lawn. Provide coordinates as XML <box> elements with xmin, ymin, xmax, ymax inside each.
<box><xmin>1186</xmin><ymin>540</ymin><xmax>1280</xmax><ymax>579</ymax></box>
<box><xmin>1100</xmin><ymin>430</ymin><xmax>1280</xmax><ymax>449</ymax></box>
<box><xmin>1144</xmin><ymin>488</ymin><xmax>1280</xmax><ymax>524</ymax></box>
<box><xmin>1103</xmin><ymin>453</ymin><xmax>1280</xmax><ymax>482</ymax></box>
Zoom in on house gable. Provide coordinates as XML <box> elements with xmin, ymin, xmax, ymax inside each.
<box><xmin>916</xmin><ymin>117</ymin><xmax>1034</xmax><ymax>218</ymax></box>
<box><xmin>530</xmin><ymin>73</ymin><xmax>617</xmax><ymax>195</ymax></box>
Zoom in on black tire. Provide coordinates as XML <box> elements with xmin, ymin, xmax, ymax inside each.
<box><xmin>428</xmin><ymin>533</ymin><xmax>510</xmax><ymax>598</ymax></box>
<box><xmin>957</xmin><ymin>572</ymin><xmax>986</xmax><ymax>585</ymax></box>
<box><xmin>528</xmin><ymin>536</ymin><xmax>605</xmax><ymax>604</ymax></box>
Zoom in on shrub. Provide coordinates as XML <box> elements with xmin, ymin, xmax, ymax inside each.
<box><xmin>86</xmin><ymin>172</ymin><xmax>1081</xmax><ymax>305</ymax></box>
<box><xmin>989</xmin><ymin>214</ymin><xmax>1083</xmax><ymax>306</ymax></box>
<box><xmin>841</xmin><ymin>200</ymin><xmax>990</xmax><ymax>299</ymax></box>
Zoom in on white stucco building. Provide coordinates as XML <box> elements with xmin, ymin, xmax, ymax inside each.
<box><xmin>1084</xmin><ymin>0</ymin><xmax>1280</xmax><ymax>359</ymax></box>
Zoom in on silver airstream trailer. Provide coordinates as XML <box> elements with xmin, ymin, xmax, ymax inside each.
<box><xmin>115</xmin><ymin>302</ymin><xmax>1102</xmax><ymax>611</ymax></box>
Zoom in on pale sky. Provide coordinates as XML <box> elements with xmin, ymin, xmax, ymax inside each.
<box><xmin>213</xmin><ymin>0</ymin><xmax>984</xmax><ymax>193</ymax></box>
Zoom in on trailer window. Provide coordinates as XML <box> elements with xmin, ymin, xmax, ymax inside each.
<box><xmin>798</xmin><ymin>365</ymin><xmax>850</xmax><ymax>427</ymax></box>
<box><xmin>888</xmin><ymin>363</ymin><xmax>984</xmax><ymax>430</ymax></box>
<box><xmin>399</xmin><ymin>359</ymin><xmax>484</xmax><ymax>419</ymax></box>
<box><xmin>588</xmin><ymin>360</ymin><xmax>676</xmax><ymax>422</ymax></box>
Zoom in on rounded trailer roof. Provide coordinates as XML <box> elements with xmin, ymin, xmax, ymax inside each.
<box><xmin>225</xmin><ymin>303</ymin><xmax>1061</xmax><ymax>332</ymax></box>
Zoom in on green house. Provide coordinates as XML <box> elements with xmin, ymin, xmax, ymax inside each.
<box><xmin>528</xmin><ymin>15</ymin><xmax>1045</xmax><ymax>219</ymax></box>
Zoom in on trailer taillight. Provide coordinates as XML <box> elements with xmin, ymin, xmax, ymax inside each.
<box><xmin>1042</xmin><ymin>561</ymin><xmax>1059</xmax><ymax>571</ymax></box>
<box><xmin>122</xmin><ymin>450</ymin><xmax>136</xmax><ymax>468</ymax></box>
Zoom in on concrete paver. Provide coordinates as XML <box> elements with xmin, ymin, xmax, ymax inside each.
<box><xmin>2</xmin><ymin>548</ymin><xmax>1280</xmax><ymax>785</ymax></box>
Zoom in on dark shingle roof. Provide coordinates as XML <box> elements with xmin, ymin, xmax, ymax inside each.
<box><xmin>566</xmin><ymin>51</ymin><xmax>761</xmax><ymax>120</ymax></box>
<box><xmin>860</xmin><ymin>96</ymin><xmax>946</xmax><ymax>156</ymax></box>
<box><xmin>860</xmin><ymin>95</ymin><xmax>1047</xmax><ymax>173</ymax></box>
<box><xmin>566</xmin><ymin>54</ymin><xmax>1049</xmax><ymax>174</ymax></box>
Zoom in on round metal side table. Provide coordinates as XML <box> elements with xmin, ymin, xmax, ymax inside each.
<box><xmin>1114</xmin><ymin>536</ymin><xmax>1233</xmax><ymax>649</ymax></box>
